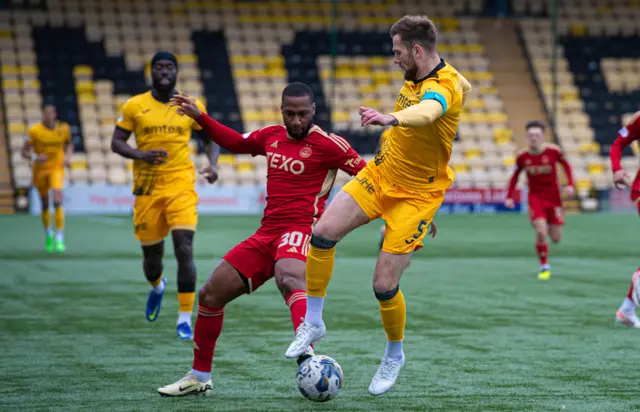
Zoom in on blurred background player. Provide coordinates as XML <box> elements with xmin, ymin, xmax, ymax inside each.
<box><xmin>110</xmin><ymin>51</ymin><xmax>220</xmax><ymax>340</ymax></box>
<box><xmin>21</xmin><ymin>104</ymin><xmax>71</xmax><ymax>253</ymax></box>
<box><xmin>157</xmin><ymin>83</ymin><xmax>364</xmax><ymax>397</ymax></box>
<box><xmin>505</xmin><ymin>120</ymin><xmax>574</xmax><ymax>280</ymax></box>
<box><xmin>286</xmin><ymin>15</ymin><xmax>471</xmax><ymax>396</ymax></box>
<box><xmin>610</xmin><ymin>111</ymin><xmax>640</xmax><ymax>328</ymax></box>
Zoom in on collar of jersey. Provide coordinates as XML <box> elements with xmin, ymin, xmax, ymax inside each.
<box><xmin>412</xmin><ymin>59</ymin><xmax>446</xmax><ymax>85</ymax></box>
<box><xmin>151</xmin><ymin>88</ymin><xmax>179</xmax><ymax>103</ymax></box>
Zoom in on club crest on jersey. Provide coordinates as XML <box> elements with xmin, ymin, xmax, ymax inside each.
<box><xmin>300</xmin><ymin>146</ymin><xmax>312</xmax><ymax>158</ymax></box>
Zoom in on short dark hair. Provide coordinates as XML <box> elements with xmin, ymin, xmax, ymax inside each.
<box><xmin>390</xmin><ymin>15</ymin><xmax>438</xmax><ymax>50</ymax></box>
<box><xmin>525</xmin><ymin>120</ymin><xmax>546</xmax><ymax>131</ymax></box>
<box><xmin>282</xmin><ymin>82</ymin><xmax>314</xmax><ymax>102</ymax></box>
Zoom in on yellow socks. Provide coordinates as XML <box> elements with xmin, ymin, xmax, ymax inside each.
<box><xmin>149</xmin><ymin>276</ymin><xmax>164</xmax><ymax>289</ymax></box>
<box><xmin>41</xmin><ymin>209</ymin><xmax>51</xmax><ymax>233</ymax></box>
<box><xmin>305</xmin><ymin>244</ymin><xmax>336</xmax><ymax>298</ymax></box>
<box><xmin>377</xmin><ymin>288</ymin><xmax>406</xmax><ymax>342</ymax></box>
<box><xmin>54</xmin><ymin>205</ymin><xmax>64</xmax><ymax>231</ymax></box>
<box><xmin>178</xmin><ymin>292</ymin><xmax>195</xmax><ymax>314</ymax></box>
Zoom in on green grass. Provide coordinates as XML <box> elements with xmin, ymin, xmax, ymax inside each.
<box><xmin>0</xmin><ymin>213</ymin><xmax>638</xmax><ymax>411</ymax></box>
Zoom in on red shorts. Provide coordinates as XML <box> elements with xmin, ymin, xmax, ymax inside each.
<box><xmin>528</xmin><ymin>196</ymin><xmax>564</xmax><ymax>225</ymax></box>
<box><xmin>223</xmin><ymin>228</ymin><xmax>312</xmax><ymax>293</ymax></box>
<box><xmin>631</xmin><ymin>171</ymin><xmax>640</xmax><ymax>215</ymax></box>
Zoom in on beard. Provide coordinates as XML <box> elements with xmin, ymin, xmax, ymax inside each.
<box><xmin>403</xmin><ymin>62</ymin><xmax>418</xmax><ymax>81</ymax></box>
<box><xmin>152</xmin><ymin>77</ymin><xmax>176</xmax><ymax>93</ymax></box>
<box><xmin>286</xmin><ymin>123</ymin><xmax>312</xmax><ymax>140</ymax></box>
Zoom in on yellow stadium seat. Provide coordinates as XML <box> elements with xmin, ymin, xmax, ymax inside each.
<box><xmin>1</xmin><ymin>66</ymin><xmax>19</xmax><ymax>75</ymax></box>
<box><xmin>576</xmin><ymin>178</ymin><xmax>592</xmax><ymax>191</ymax></box>
<box><xmin>361</xmin><ymin>99</ymin><xmax>379</xmax><ymax>108</ymax></box>
<box><xmin>465</xmin><ymin>149</ymin><xmax>482</xmax><ymax>159</ymax></box>
<box><xmin>236</xmin><ymin>163</ymin><xmax>254</xmax><ymax>172</ymax></box>
<box><xmin>0</xmin><ymin>30</ymin><xmax>12</xmax><ymax>39</ymax></box>
<box><xmin>2</xmin><ymin>79</ymin><xmax>20</xmax><ymax>90</ymax></box>
<box><xmin>20</xmin><ymin>65</ymin><xmax>39</xmax><ymax>76</ymax></box>
<box><xmin>587</xmin><ymin>163</ymin><xmax>605</xmax><ymax>175</ymax></box>
<box><xmin>78</xmin><ymin>93</ymin><xmax>96</xmax><ymax>104</ymax></box>
<box><xmin>451</xmin><ymin>163</ymin><xmax>468</xmax><ymax>173</ymax></box>
<box><xmin>570</xmin><ymin>24</ymin><xmax>587</xmax><ymax>36</ymax></box>
<box><xmin>502</xmin><ymin>156</ymin><xmax>515</xmax><ymax>167</ymax></box>
<box><xmin>333</xmin><ymin>112</ymin><xmax>350</xmax><ymax>122</ymax></box>
<box><xmin>580</xmin><ymin>142</ymin><xmax>600</xmax><ymax>153</ymax></box>
<box><xmin>8</xmin><ymin>122</ymin><xmax>26</xmax><ymax>134</ymax></box>
<box><xmin>178</xmin><ymin>54</ymin><xmax>197</xmax><ymax>64</ymax></box>
<box><xmin>75</xmin><ymin>80</ymin><xmax>94</xmax><ymax>94</ymax></box>
<box><xmin>494</xmin><ymin>127</ymin><xmax>513</xmax><ymax>143</ymax></box>
<box><xmin>71</xmin><ymin>160</ymin><xmax>88</xmax><ymax>170</ymax></box>
<box><xmin>73</xmin><ymin>65</ymin><xmax>93</xmax><ymax>77</ymax></box>
<box><xmin>218</xmin><ymin>155</ymin><xmax>234</xmax><ymax>166</ymax></box>
<box><xmin>359</xmin><ymin>84</ymin><xmax>377</xmax><ymax>94</ymax></box>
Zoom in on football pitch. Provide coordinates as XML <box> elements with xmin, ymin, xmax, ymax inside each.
<box><xmin>1</xmin><ymin>213</ymin><xmax>638</xmax><ymax>412</ymax></box>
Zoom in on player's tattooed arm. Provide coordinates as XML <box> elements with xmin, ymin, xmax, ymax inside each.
<box><xmin>110</xmin><ymin>126</ymin><xmax>168</xmax><ymax>165</ymax></box>
<box><xmin>197</xmin><ymin>130</ymin><xmax>220</xmax><ymax>184</ymax></box>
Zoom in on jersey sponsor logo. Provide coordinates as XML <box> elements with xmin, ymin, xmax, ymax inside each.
<box><xmin>396</xmin><ymin>93</ymin><xmax>413</xmax><ymax>110</ymax></box>
<box><xmin>344</xmin><ymin>157</ymin><xmax>361</xmax><ymax>168</ymax></box>
<box><xmin>267</xmin><ymin>152</ymin><xmax>305</xmax><ymax>174</ymax></box>
<box><xmin>141</xmin><ymin>125</ymin><xmax>185</xmax><ymax>135</ymax></box>
<box><xmin>354</xmin><ymin>176</ymin><xmax>375</xmax><ymax>194</ymax></box>
<box><xmin>619</xmin><ymin>127</ymin><xmax>629</xmax><ymax>138</ymax></box>
<box><xmin>526</xmin><ymin>165</ymin><xmax>553</xmax><ymax>175</ymax></box>
<box><xmin>300</xmin><ymin>146</ymin><xmax>312</xmax><ymax>158</ymax></box>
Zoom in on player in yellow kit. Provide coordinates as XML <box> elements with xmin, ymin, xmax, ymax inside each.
<box><xmin>111</xmin><ymin>51</ymin><xmax>220</xmax><ymax>340</ymax></box>
<box><xmin>21</xmin><ymin>104</ymin><xmax>72</xmax><ymax>253</ymax></box>
<box><xmin>286</xmin><ymin>16</ymin><xmax>471</xmax><ymax>395</ymax></box>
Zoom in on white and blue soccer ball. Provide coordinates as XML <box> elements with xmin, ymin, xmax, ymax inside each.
<box><xmin>296</xmin><ymin>355</ymin><xmax>344</xmax><ymax>402</ymax></box>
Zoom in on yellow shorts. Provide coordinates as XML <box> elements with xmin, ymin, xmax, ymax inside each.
<box><xmin>342</xmin><ymin>164</ymin><xmax>445</xmax><ymax>254</ymax></box>
<box><xmin>32</xmin><ymin>167</ymin><xmax>64</xmax><ymax>196</ymax></box>
<box><xmin>133</xmin><ymin>169</ymin><xmax>198</xmax><ymax>245</ymax></box>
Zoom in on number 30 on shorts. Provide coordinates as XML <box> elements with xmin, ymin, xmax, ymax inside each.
<box><xmin>278</xmin><ymin>231</ymin><xmax>311</xmax><ymax>255</ymax></box>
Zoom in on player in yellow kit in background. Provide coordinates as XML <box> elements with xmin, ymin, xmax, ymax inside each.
<box><xmin>111</xmin><ymin>51</ymin><xmax>220</xmax><ymax>340</ymax></box>
<box><xmin>286</xmin><ymin>16</ymin><xmax>471</xmax><ymax>395</ymax></box>
<box><xmin>21</xmin><ymin>104</ymin><xmax>72</xmax><ymax>253</ymax></box>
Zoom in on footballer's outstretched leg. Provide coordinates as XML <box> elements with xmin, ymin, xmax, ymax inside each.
<box><xmin>275</xmin><ymin>257</ymin><xmax>315</xmax><ymax>365</ymax></box>
<box><xmin>616</xmin><ymin>267</ymin><xmax>640</xmax><ymax>328</ymax></box>
<box><xmin>40</xmin><ymin>194</ymin><xmax>54</xmax><ymax>252</ymax></box>
<box><xmin>172</xmin><ymin>229</ymin><xmax>197</xmax><ymax>340</ymax></box>
<box><xmin>532</xmin><ymin>218</ymin><xmax>551</xmax><ymax>280</ymax></box>
<box><xmin>142</xmin><ymin>241</ymin><xmax>166</xmax><ymax>322</ymax></box>
<box><xmin>368</xmin><ymin>250</ymin><xmax>410</xmax><ymax>396</ymax></box>
<box><xmin>285</xmin><ymin>191</ymin><xmax>370</xmax><ymax>359</ymax></box>
<box><xmin>158</xmin><ymin>260</ymin><xmax>247</xmax><ymax>397</ymax></box>
<box><xmin>52</xmin><ymin>189</ymin><xmax>65</xmax><ymax>253</ymax></box>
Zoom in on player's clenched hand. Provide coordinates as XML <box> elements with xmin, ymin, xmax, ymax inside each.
<box><xmin>504</xmin><ymin>198</ymin><xmax>515</xmax><ymax>209</ymax></box>
<box><xmin>199</xmin><ymin>165</ymin><xmax>219</xmax><ymax>184</ymax></box>
<box><xmin>170</xmin><ymin>95</ymin><xmax>202</xmax><ymax>120</ymax></box>
<box><xmin>137</xmin><ymin>149</ymin><xmax>168</xmax><ymax>165</ymax></box>
<box><xmin>613</xmin><ymin>170</ymin><xmax>631</xmax><ymax>189</ymax></box>
<box><xmin>428</xmin><ymin>221</ymin><xmax>437</xmax><ymax>238</ymax></box>
<box><xmin>359</xmin><ymin>107</ymin><xmax>397</xmax><ymax>127</ymax></box>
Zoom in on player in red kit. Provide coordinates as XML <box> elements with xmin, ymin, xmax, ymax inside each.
<box><xmin>505</xmin><ymin>120</ymin><xmax>574</xmax><ymax>280</ymax></box>
<box><xmin>157</xmin><ymin>83</ymin><xmax>365</xmax><ymax>396</ymax></box>
<box><xmin>609</xmin><ymin>111</ymin><xmax>640</xmax><ymax>328</ymax></box>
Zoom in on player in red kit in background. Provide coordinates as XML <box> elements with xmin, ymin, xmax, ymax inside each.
<box><xmin>157</xmin><ymin>83</ymin><xmax>365</xmax><ymax>396</ymax></box>
<box><xmin>609</xmin><ymin>111</ymin><xmax>640</xmax><ymax>328</ymax></box>
<box><xmin>505</xmin><ymin>120</ymin><xmax>574</xmax><ymax>280</ymax></box>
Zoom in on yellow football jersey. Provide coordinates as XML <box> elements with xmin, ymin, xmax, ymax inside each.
<box><xmin>27</xmin><ymin>121</ymin><xmax>71</xmax><ymax>170</ymax></box>
<box><xmin>116</xmin><ymin>91</ymin><xmax>206</xmax><ymax>179</ymax></box>
<box><xmin>375</xmin><ymin>60</ymin><xmax>465</xmax><ymax>192</ymax></box>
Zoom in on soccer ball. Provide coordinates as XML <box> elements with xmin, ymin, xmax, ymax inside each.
<box><xmin>296</xmin><ymin>355</ymin><xmax>344</xmax><ymax>402</ymax></box>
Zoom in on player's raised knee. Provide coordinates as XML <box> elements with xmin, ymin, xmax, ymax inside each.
<box><xmin>374</xmin><ymin>284</ymin><xmax>400</xmax><ymax>301</ymax></box>
<box><xmin>550</xmin><ymin>234</ymin><xmax>561</xmax><ymax>244</ymax></box>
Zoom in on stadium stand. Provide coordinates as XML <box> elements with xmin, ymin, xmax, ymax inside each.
<box><xmin>518</xmin><ymin>0</ymin><xmax>640</xmax><ymax>198</ymax></box>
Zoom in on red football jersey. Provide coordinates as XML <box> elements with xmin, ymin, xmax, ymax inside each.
<box><xmin>507</xmin><ymin>144</ymin><xmax>573</xmax><ymax>204</ymax></box>
<box><xmin>240</xmin><ymin>124</ymin><xmax>365</xmax><ymax>232</ymax></box>
<box><xmin>610</xmin><ymin>111</ymin><xmax>640</xmax><ymax>172</ymax></box>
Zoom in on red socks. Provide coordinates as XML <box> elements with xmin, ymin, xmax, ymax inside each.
<box><xmin>192</xmin><ymin>303</ymin><xmax>224</xmax><ymax>373</ymax></box>
<box><xmin>536</xmin><ymin>242</ymin><xmax>549</xmax><ymax>266</ymax></box>
<box><xmin>286</xmin><ymin>290</ymin><xmax>307</xmax><ymax>334</ymax></box>
<box><xmin>627</xmin><ymin>267</ymin><xmax>640</xmax><ymax>300</ymax></box>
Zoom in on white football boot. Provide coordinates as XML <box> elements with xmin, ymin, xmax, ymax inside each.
<box><xmin>157</xmin><ymin>372</ymin><xmax>212</xmax><ymax>397</ymax></box>
<box><xmin>285</xmin><ymin>321</ymin><xmax>326</xmax><ymax>359</ymax></box>
<box><xmin>368</xmin><ymin>354</ymin><xmax>405</xmax><ymax>396</ymax></box>
<box><xmin>616</xmin><ymin>309</ymin><xmax>640</xmax><ymax>328</ymax></box>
